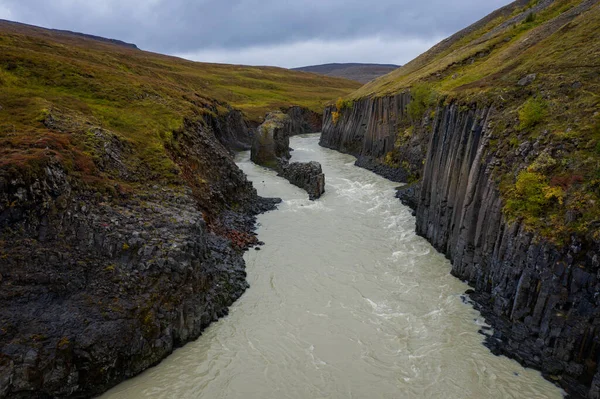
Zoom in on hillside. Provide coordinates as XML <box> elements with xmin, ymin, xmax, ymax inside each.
<box><xmin>337</xmin><ymin>0</ymin><xmax>600</xmax><ymax>244</ymax></box>
<box><xmin>320</xmin><ymin>0</ymin><xmax>600</xmax><ymax>397</ymax></box>
<box><xmin>0</xmin><ymin>19</ymin><xmax>360</xmax><ymax>188</ymax></box>
<box><xmin>293</xmin><ymin>63</ymin><xmax>400</xmax><ymax>83</ymax></box>
<box><xmin>0</xmin><ymin>19</ymin><xmax>139</xmax><ymax>49</ymax></box>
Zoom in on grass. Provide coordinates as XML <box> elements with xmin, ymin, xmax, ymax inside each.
<box><xmin>0</xmin><ymin>20</ymin><xmax>359</xmax><ymax>188</ymax></box>
<box><xmin>406</xmin><ymin>83</ymin><xmax>437</xmax><ymax>122</ymax></box>
<box><xmin>338</xmin><ymin>0</ymin><xmax>600</xmax><ymax>244</ymax></box>
<box><xmin>518</xmin><ymin>97</ymin><xmax>548</xmax><ymax>130</ymax></box>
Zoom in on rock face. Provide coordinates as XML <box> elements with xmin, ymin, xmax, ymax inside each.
<box><xmin>395</xmin><ymin>182</ymin><xmax>420</xmax><ymax>215</ymax></box>
<box><xmin>280</xmin><ymin>161</ymin><xmax>325</xmax><ymax>200</ymax></box>
<box><xmin>286</xmin><ymin>106</ymin><xmax>322</xmax><ymax>135</ymax></box>
<box><xmin>321</xmin><ymin>96</ymin><xmax>600</xmax><ymax>398</ymax></box>
<box><xmin>250</xmin><ymin>111</ymin><xmax>291</xmax><ymax>169</ymax></box>
<box><xmin>0</xmin><ymin>110</ymin><xmax>279</xmax><ymax>398</ymax></box>
<box><xmin>252</xmin><ymin>112</ymin><xmax>326</xmax><ymax>200</ymax></box>
<box><xmin>209</xmin><ymin>107</ymin><xmax>254</xmax><ymax>151</ymax></box>
<box><xmin>320</xmin><ymin>93</ymin><xmax>427</xmax><ymax>183</ymax></box>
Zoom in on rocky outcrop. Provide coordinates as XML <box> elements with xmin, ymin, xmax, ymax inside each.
<box><xmin>286</xmin><ymin>106</ymin><xmax>322</xmax><ymax>135</ymax></box>
<box><xmin>320</xmin><ymin>93</ymin><xmax>428</xmax><ymax>183</ymax></box>
<box><xmin>395</xmin><ymin>181</ymin><xmax>420</xmax><ymax>215</ymax></box>
<box><xmin>250</xmin><ymin>112</ymin><xmax>325</xmax><ymax>200</ymax></box>
<box><xmin>251</xmin><ymin>112</ymin><xmax>326</xmax><ymax>200</ymax></box>
<box><xmin>250</xmin><ymin>111</ymin><xmax>291</xmax><ymax>169</ymax></box>
<box><xmin>321</xmin><ymin>97</ymin><xmax>600</xmax><ymax>398</ymax></box>
<box><xmin>0</xmin><ymin>110</ymin><xmax>279</xmax><ymax>398</ymax></box>
<box><xmin>209</xmin><ymin>107</ymin><xmax>254</xmax><ymax>151</ymax></box>
<box><xmin>280</xmin><ymin>161</ymin><xmax>325</xmax><ymax>200</ymax></box>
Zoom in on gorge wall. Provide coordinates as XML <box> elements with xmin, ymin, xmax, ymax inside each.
<box><xmin>321</xmin><ymin>96</ymin><xmax>600</xmax><ymax>398</ymax></box>
<box><xmin>0</xmin><ymin>108</ymin><xmax>278</xmax><ymax>398</ymax></box>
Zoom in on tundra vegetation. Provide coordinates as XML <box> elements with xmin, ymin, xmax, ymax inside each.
<box><xmin>0</xmin><ymin>20</ymin><xmax>360</xmax><ymax>192</ymax></box>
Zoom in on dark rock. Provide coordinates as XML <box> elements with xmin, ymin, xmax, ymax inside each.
<box><xmin>250</xmin><ymin>111</ymin><xmax>291</xmax><ymax>168</ymax></box>
<box><xmin>395</xmin><ymin>182</ymin><xmax>421</xmax><ymax>212</ymax></box>
<box><xmin>209</xmin><ymin>107</ymin><xmax>254</xmax><ymax>151</ymax></box>
<box><xmin>280</xmin><ymin>161</ymin><xmax>326</xmax><ymax>200</ymax></box>
<box><xmin>518</xmin><ymin>73</ymin><xmax>537</xmax><ymax>86</ymax></box>
<box><xmin>319</xmin><ymin>93</ymin><xmax>428</xmax><ymax>183</ymax></box>
<box><xmin>355</xmin><ymin>156</ymin><xmax>411</xmax><ymax>183</ymax></box>
<box><xmin>320</xmin><ymin>94</ymin><xmax>600</xmax><ymax>398</ymax></box>
<box><xmin>0</xmin><ymin>110</ymin><xmax>280</xmax><ymax>398</ymax></box>
<box><xmin>286</xmin><ymin>106</ymin><xmax>322</xmax><ymax>135</ymax></box>
<box><xmin>251</xmin><ymin>112</ymin><xmax>326</xmax><ymax>200</ymax></box>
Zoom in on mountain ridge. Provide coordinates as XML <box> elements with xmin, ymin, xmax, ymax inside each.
<box><xmin>0</xmin><ymin>18</ymin><xmax>139</xmax><ymax>49</ymax></box>
<box><xmin>293</xmin><ymin>63</ymin><xmax>400</xmax><ymax>84</ymax></box>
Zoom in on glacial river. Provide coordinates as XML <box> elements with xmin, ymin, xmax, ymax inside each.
<box><xmin>102</xmin><ymin>134</ymin><xmax>563</xmax><ymax>399</ymax></box>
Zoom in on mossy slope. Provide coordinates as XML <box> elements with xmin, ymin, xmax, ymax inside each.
<box><xmin>344</xmin><ymin>0</ymin><xmax>600</xmax><ymax>244</ymax></box>
<box><xmin>0</xmin><ymin>19</ymin><xmax>359</xmax><ymax>190</ymax></box>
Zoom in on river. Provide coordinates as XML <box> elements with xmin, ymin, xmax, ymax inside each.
<box><xmin>102</xmin><ymin>134</ymin><xmax>563</xmax><ymax>399</ymax></box>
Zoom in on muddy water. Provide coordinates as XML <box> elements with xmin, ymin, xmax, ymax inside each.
<box><xmin>102</xmin><ymin>134</ymin><xmax>562</xmax><ymax>399</ymax></box>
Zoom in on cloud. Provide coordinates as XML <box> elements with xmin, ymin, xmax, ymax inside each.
<box><xmin>176</xmin><ymin>35</ymin><xmax>444</xmax><ymax>68</ymax></box>
<box><xmin>0</xmin><ymin>0</ymin><xmax>512</xmax><ymax>66</ymax></box>
<box><xmin>0</xmin><ymin>4</ymin><xmax>12</xmax><ymax>19</ymax></box>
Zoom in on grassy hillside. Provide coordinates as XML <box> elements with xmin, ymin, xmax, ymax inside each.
<box><xmin>0</xmin><ymin>19</ymin><xmax>359</xmax><ymax>189</ymax></box>
<box><xmin>293</xmin><ymin>63</ymin><xmax>400</xmax><ymax>84</ymax></box>
<box><xmin>347</xmin><ymin>0</ymin><xmax>600</xmax><ymax>244</ymax></box>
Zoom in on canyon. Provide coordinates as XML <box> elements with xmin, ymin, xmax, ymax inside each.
<box><xmin>2</xmin><ymin>0</ymin><xmax>600</xmax><ymax>397</ymax></box>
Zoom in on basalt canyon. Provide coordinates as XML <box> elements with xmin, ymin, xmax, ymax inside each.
<box><xmin>1</xmin><ymin>0</ymin><xmax>600</xmax><ymax>398</ymax></box>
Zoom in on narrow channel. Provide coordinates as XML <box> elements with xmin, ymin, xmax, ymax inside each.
<box><xmin>102</xmin><ymin>134</ymin><xmax>563</xmax><ymax>398</ymax></box>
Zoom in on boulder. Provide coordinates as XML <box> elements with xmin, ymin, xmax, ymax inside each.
<box><xmin>517</xmin><ymin>73</ymin><xmax>537</xmax><ymax>86</ymax></box>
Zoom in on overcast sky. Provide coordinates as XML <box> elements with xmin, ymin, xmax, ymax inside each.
<box><xmin>0</xmin><ymin>0</ymin><xmax>510</xmax><ymax>68</ymax></box>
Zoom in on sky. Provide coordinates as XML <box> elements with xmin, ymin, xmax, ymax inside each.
<box><xmin>0</xmin><ymin>0</ymin><xmax>511</xmax><ymax>68</ymax></box>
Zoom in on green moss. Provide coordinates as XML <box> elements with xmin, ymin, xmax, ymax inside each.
<box><xmin>407</xmin><ymin>84</ymin><xmax>437</xmax><ymax>121</ymax></box>
<box><xmin>504</xmin><ymin>171</ymin><xmax>561</xmax><ymax>222</ymax></box>
<box><xmin>335</xmin><ymin>97</ymin><xmax>353</xmax><ymax>111</ymax></box>
<box><xmin>524</xmin><ymin>12</ymin><xmax>536</xmax><ymax>24</ymax></box>
<box><xmin>384</xmin><ymin>151</ymin><xmax>400</xmax><ymax>168</ymax></box>
<box><xmin>395</xmin><ymin>126</ymin><xmax>413</xmax><ymax>148</ymax></box>
<box><xmin>518</xmin><ymin>97</ymin><xmax>548</xmax><ymax>131</ymax></box>
<box><xmin>528</xmin><ymin>152</ymin><xmax>557</xmax><ymax>173</ymax></box>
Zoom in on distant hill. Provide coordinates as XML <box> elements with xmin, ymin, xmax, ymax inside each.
<box><xmin>0</xmin><ymin>19</ymin><xmax>138</xmax><ymax>49</ymax></box>
<box><xmin>293</xmin><ymin>63</ymin><xmax>400</xmax><ymax>84</ymax></box>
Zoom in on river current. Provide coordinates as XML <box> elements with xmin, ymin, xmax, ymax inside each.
<box><xmin>102</xmin><ymin>134</ymin><xmax>562</xmax><ymax>399</ymax></box>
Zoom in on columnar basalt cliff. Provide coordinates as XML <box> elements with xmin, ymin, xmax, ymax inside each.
<box><xmin>322</xmin><ymin>93</ymin><xmax>600</xmax><ymax>398</ymax></box>
<box><xmin>320</xmin><ymin>93</ymin><xmax>427</xmax><ymax>183</ymax></box>
<box><xmin>286</xmin><ymin>106</ymin><xmax>323</xmax><ymax>135</ymax></box>
<box><xmin>320</xmin><ymin>1</ymin><xmax>600</xmax><ymax>396</ymax></box>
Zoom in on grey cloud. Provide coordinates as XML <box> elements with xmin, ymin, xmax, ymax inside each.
<box><xmin>1</xmin><ymin>0</ymin><xmax>511</xmax><ymax>54</ymax></box>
